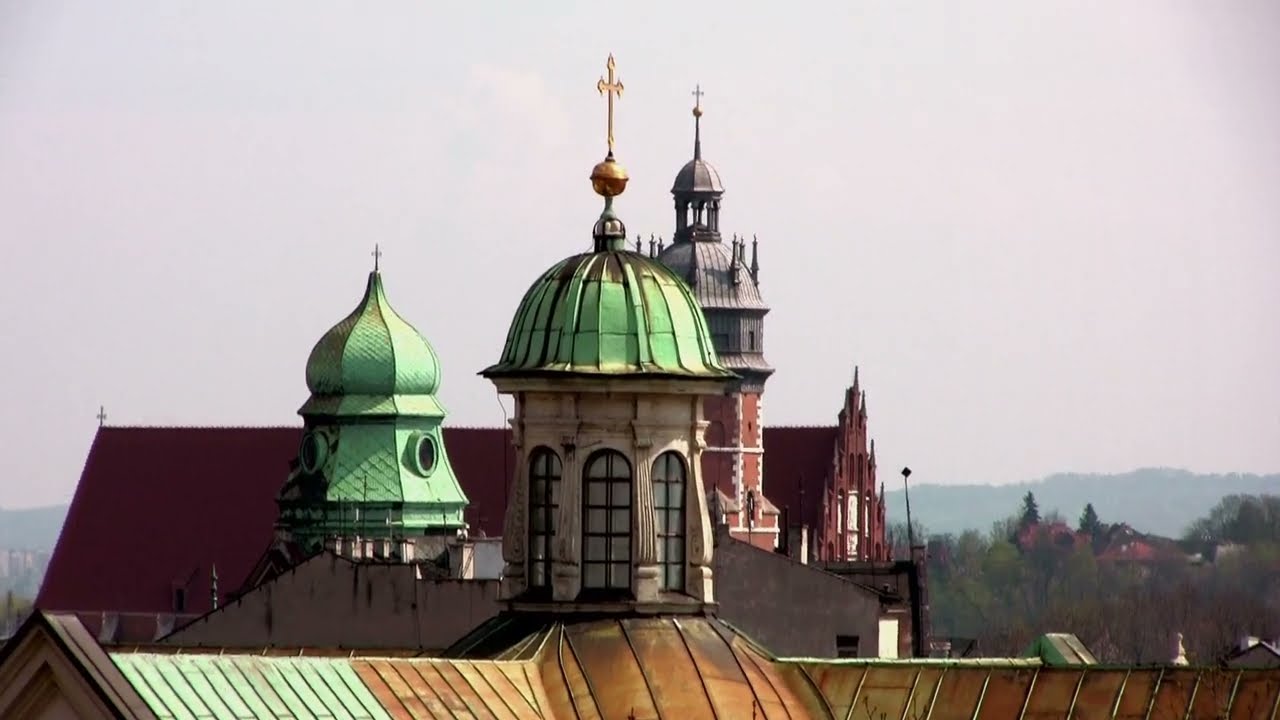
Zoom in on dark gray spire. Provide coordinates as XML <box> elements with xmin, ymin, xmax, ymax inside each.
<box><xmin>692</xmin><ymin>84</ymin><xmax>704</xmax><ymax>160</ymax></box>
<box><xmin>750</xmin><ymin>235</ymin><xmax>760</xmax><ymax>284</ymax></box>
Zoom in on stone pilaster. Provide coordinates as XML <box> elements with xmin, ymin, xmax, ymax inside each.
<box><xmin>631</xmin><ymin>426</ymin><xmax>659</xmax><ymax>602</ymax></box>
<box><xmin>500</xmin><ymin>418</ymin><xmax>526</xmax><ymax>599</ymax></box>
<box><xmin>551</xmin><ymin>437</ymin><xmax>581</xmax><ymax>601</ymax></box>
<box><xmin>756</xmin><ymin>393</ymin><xmax>766</xmax><ymax>495</ymax></box>
<box><xmin>733</xmin><ymin>391</ymin><xmax>744</xmax><ymax>527</ymax></box>
<box><xmin>686</xmin><ymin>415</ymin><xmax>715</xmax><ymax>603</ymax></box>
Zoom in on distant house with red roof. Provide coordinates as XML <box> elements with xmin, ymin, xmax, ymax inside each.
<box><xmin>1014</xmin><ymin>519</ymin><xmax>1188</xmax><ymax>565</ymax></box>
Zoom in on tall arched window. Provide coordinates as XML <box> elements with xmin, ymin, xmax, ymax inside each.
<box><xmin>582</xmin><ymin>450</ymin><xmax>632</xmax><ymax>592</ymax></box>
<box><xmin>652</xmin><ymin>452</ymin><xmax>686</xmax><ymax>592</ymax></box>
<box><xmin>528</xmin><ymin>448</ymin><xmax>561</xmax><ymax>589</ymax></box>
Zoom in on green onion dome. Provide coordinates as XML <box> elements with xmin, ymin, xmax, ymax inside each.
<box><xmin>302</xmin><ymin>272</ymin><xmax>445</xmax><ymax>416</ymax></box>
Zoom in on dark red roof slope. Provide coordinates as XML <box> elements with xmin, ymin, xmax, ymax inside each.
<box><xmin>38</xmin><ymin>425</ymin><xmax>832</xmax><ymax>618</ymax></box>
<box><xmin>38</xmin><ymin>426</ymin><xmax>514</xmax><ymax>617</ymax></box>
<box><xmin>762</xmin><ymin>426</ymin><xmax>838</xmax><ymax>531</ymax></box>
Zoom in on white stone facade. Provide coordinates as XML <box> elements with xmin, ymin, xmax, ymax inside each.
<box><xmin>491</xmin><ymin>377</ymin><xmax>723</xmax><ymax>608</ymax></box>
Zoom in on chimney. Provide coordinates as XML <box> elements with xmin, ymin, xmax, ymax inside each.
<box><xmin>786</xmin><ymin>525</ymin><xmax>810</xmax><ymax>565</ymax></box>
<box><xmin>1171</xmin><ymin>632</ymin><xmax>1189</xmax><ymax>665</ymax></box>
<box><xmin>154</xmin><ymin>614</ymin><xmax>175</xmax><ymax>641</ymax></box>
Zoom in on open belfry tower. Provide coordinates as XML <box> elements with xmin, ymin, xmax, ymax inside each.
<box><xmin>651</xmin><ymin>85</ymin><xmax>779</xmax><ymax>549</ymax></box>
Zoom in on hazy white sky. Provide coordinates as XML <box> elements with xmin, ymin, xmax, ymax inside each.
<box><xmin>1</xmin><ymin>1</ymin><xmax>1277</xmax><ymax>508</ymax></box>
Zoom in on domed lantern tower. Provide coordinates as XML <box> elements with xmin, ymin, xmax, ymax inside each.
<box><xmin>655</xmin><ymin>87</ymin><xmax>778</xmax><ymax>549</ymax></box>
<box><xmin>274</xmin><ymin>260</ymin><xmax>469</xmax><ymax>557</ymax></box>
<box><xmin>482</xmin><ymin>56</ymin><xmax>734</xmax><ymax>609</ymax></box>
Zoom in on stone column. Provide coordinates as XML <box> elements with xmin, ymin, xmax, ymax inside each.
<box><xmin>631</xmin><ymin>428</ymin><xmax>659</xmax><ymax>602</ymax></box>
<box><xmin>551</xmin><ymin>438</ymin><xmax>581</xmax><ymax>601</ymax></box>
<box><xmin>686</xmin><ymin>414</ymin><xmax>715</xmax><ymax>603</ymax></box>
<box><xmin>500</xmin><ymin>418</ymin><xmax>527</xmax><ymax>600</ymax></box>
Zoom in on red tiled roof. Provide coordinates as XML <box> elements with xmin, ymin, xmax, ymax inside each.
<box><xmin>38</xmin><ymin>426</ymin><xmax>513</xmax><ymax>618</ymax></box>
<box><xmin>38</xmin><ymin>424</ymin><xmax>835</xmax><ymax>619</ymax></box>
<box><xmin>761</xmin><ymin>426</ymin><xmax>838</xmax><ymax>531</ymax></box>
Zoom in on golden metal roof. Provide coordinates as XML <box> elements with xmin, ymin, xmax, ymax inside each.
<box><xmin>12</xmin><ymin>610</ymin><xmax>1280</xmax><ymax>718</ymax></box>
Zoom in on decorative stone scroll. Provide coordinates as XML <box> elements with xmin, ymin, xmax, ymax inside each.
<box><xmin>551</xmin><ymin>437</ymin><xmax>581</xmax><ymax>601</ymax></box>
<box><xmin>686</xmin><ymin>418</ymin><xmax>715</xmax><ymax>602</ymax></box>
<box><xmin>631</xmin><ymin>426</ymin><xmax>659</xmax><ymax>602</ymax></box>
<box><xmin>499</xmin><ymin>420</ymin><xmax>527</xmax><ymax>599</ymax></box>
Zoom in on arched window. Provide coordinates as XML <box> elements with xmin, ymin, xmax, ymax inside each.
<box><xmin>528</xmin><ymin>448</ymin><xmax>561</xmax><ymax>589</ymax></box>
<box><xmin>582</xmin><ymin>450</ymin><xmax>632</xmax><ymax>592</ymax></box>
<box><xmin>652</xmin><ymin>452</ymin><xmax>686</xmax><ymax>592</ymax></box>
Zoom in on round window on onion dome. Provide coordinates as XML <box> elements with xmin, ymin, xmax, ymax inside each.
<box><xmin>413</xmin><ymin>434</ymin><xmax>437</xmax><ymax>477</ymax></box>
<box><xmin>299</xmin><ymin>431</ymin><xmax>329</xmax><ymax>474</ymax></box>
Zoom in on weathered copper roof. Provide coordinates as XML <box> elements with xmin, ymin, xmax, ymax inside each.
<box><xmin>109</xmin><ymin>629</ymin><xmax>1280</xmax><ymax>718</ymax></box>
<box><xmin>8</xmin><ymin>612</ymin><xmax>1280</xmax><ymax>719</ymax></box>
<box><xmin>786</xmin><ymin>661</ymin><xmax>1280</xmax><ymax>720</ymax></box>
<box><xmin>484</xmin><ymin>250</ymin><xmax>734</xmax><ymax>380</ymax></box>
<box><xmin>303</xmin><ymin>271</ymin><xmax>444</xmax><ymax>417</ymax></box>
<box><xmin>448</xmin><ymin>613</ymin><xmax>821</xmax><ymax>716</ymax></box>
<box><xmin>439</xmin><ymin>613</ymin><xmax>1280</xmax><ymax>719</ymax></box>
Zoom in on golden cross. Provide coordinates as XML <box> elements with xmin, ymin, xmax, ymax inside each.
<box><xmin>596</xmin><ymin>54</ymin><xmax>624</xmax><ymax>154</ymax></box>
<box><xmin>692</xmin><ymin>84</ymin><xmax>704</xmax><ymax>110</ymax></box>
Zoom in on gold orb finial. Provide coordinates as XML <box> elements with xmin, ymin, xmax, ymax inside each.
<box><xmin>591</xmin><ymin>156</ymin><xmax>629</xmax><ymax>198</ymax></box>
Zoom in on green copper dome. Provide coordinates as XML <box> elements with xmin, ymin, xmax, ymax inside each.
<box><xmin>302</xmin><ymin>272</ymin><xmax>444</xmax><ymax>417</ymax></box>
<box><xmin>484</xmin><ymin>247</ymin><xmax>733</xmax><ymax>379</ymax></box>
<box><xmin>279</xmin><ymin>268</ymin><xmax>469</xmax><ymax>549</ymax></box>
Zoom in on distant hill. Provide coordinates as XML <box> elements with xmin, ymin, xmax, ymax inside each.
<box><xmin>884</xmin><ymin>468</ymin><xmax>1280</xmax><ymax>538</ymax></box>
<box><xmin>0</xmin><ymin>506</ymin><xmax>69</xmax><ymax>551</ymax></box>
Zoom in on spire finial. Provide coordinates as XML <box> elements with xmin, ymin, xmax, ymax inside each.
<box><xmin>691</xmin><ymin>84</ymin><xmax>705</xmax><ymax>160</ymax></box>
<box><xmin>96</xmin><ymin>405</ymin><xmax>107</xmax><ymax>427</ymax></box>
<box><xmin>597</xmin><ymin>54</ymin><xmax>624</xmax><ymax>156</ymax></box>
<box><xmin>371</xmin><ymin>244</ymin><xmax>382</xmax><ymax>272</ymax></box>
<box><xmin>750</xmin><ymin>234</ymin><xmax>760</xmax><ymax>283</ymax></box>
<box><xmin>590</xmin><ymin>54</ymin><xmax>629</xmax><ymax>198</ymax></box>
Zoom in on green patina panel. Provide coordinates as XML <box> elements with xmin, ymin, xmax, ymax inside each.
<box><xmin>485</xmin><ymin>242</ymin><xmax>732</xmax><ymax>380</ymax></box>
<box><xmin>113</xmin><ymin>654</ymin><xmax>394</xmax><ymax>720</ymax></box>
<box><xmin>304</xmin><ymin>273</ymin><xmax>439</xmax><ymax>402</ymax></box>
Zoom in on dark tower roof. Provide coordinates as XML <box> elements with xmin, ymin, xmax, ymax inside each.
<box><xmin>657</xmin><ymin>86</ymin><xmax>773</xmax><ymax>386</ymax></box>
<box><xmin>671</xmin><ymin>158</ymin><xmax>724</xmax><ymax>195</ymax></box>
<box><xmin>658</xmin><ymin>237</ymin><xmax>766</xmax><ymax>311</ymax></box>
<box><xmin>671</xmin><ymin>88</ymin><xmax>725</xmax><ymax>195</ymax></box>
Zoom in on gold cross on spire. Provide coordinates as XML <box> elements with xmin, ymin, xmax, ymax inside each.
<box><xmin>371</xmin><ymin>243</ymin><xmax>382</xmax><ymax>272</ymax></box>
<box><xmin>596</xmin><ymin>54</ymin><xmax>624</xmax><ymax>154</ymax></box>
